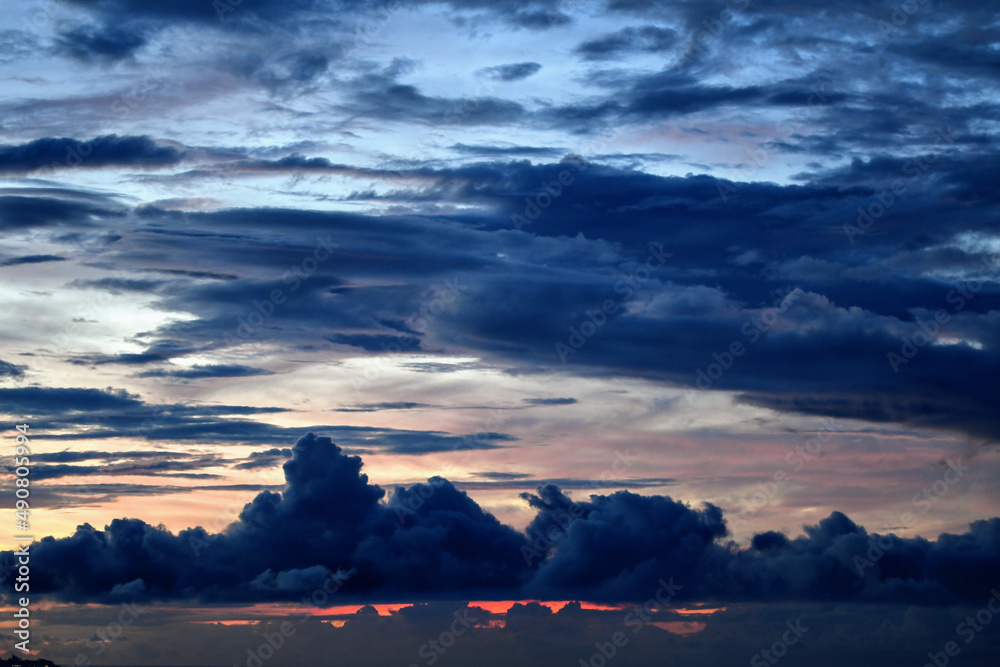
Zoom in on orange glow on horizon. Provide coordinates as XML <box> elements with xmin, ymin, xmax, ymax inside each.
<box><xmin>650</xmin><ymin>621</ymin><xmax>707</xmax><ymax>635</ymax></box>
<box><xmin>674</xmin><ymin>606</ymin><xmax>726</xmax><ymax>615</ymax></box>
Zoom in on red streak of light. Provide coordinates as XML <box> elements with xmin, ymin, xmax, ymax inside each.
<box><xmin>650</xmin><ymin>621</ymin><xmax>708</xmax><ymax>635</ymax></box>
<box><xmin>191</xmin><ymin>620</ymin><xmax>258</xmax><ymax>625</ymax></box>
<box><xmin>674</xmin><ymin>607</ymin><xmax>726</xmax><ymax>615</ymax></box>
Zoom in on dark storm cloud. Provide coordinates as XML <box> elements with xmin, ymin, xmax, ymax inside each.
<box><xmin>474</xmin><ymin>471</ymin><xmax>533</xmax><ymax>480</ymax></box>
<box><xmin>5</xmin><ymin>434</ymin><xmax>998</xmax><ymax>604</ymax></box>
<box><xmin>478</xmin><ymin>62</ymin><xmax>542</xmax><ymax>82</ymax></box>
<box><xmin>299</xmin><ymin>58</ymin><xmax>531</xmax><ymax>126</ymax></box>
<box><xmin>59</xmin><ymin>0</ymin><xmax>326</xmax><ymax>24</ymax></box>
<box><xmin>53</xmin><ymin>416</ymin><xmax>510</xmax><ymax>454</ymax></box>
<box><xmin>4</xmin><ymin>1</ymin><xmax>998</xmax><ymax>658</ymax></box>
<box><xmin>68</xmin><ymin>277</ymin><xmax>165</xmax><ymax>294</ymax></box>
<box><xmin>523</xmin><ymin>397</ymin><xmax>577</xmax><ymax>405</ymax></box>
<box><xmin>436</xmin><ymin>276</ymin><xmax>1000</xmax><ymax>441</ymax></box>
<box><xmin>12</xmin><ymin>0</ymin><xmax>994</xmax><ymax>162</ymax></box>
<box><xmin>450</xmin><ymin>143</ymin><xmax>564</xmax><ymax>157</ymax></box>
<box><xmin>135</xmin><ymin>267</ymin><xmax>240</xmax><ymax>281</ymax></box>
<box><xmin>232</xmin><ymin>447</ymin><xmax>293</xmax><ymax>470</ymax></box>
<box><xmin>70</xmin><ymin>351</ymin><xmax>171</xmax><ymax>365</ymax></box>
<box><xmin>401</xmin><ymin>361</ymin><xmax>481</xmax><ymax>373</ymax></box>
<box><xmin>0</xmin><ymin>386</ymin><xmax>145</xmax><ymax>414</ymax></box>
<box><xmin>68</xmin><ymin>340</ymin><xmax>203</xmax><ymax>368</ymax></box>
<box><xmin>0</xmin><ymin>386</ymin><xmax>514</xmax><ymax>454</ymax></box>
<box><xmin>541</xmin><ymin>72</ymin><xmax>847</xmax><ymax>126</ymax></box>
<box><xmin>30</xmin><ymin>151</ymin><xmax>996</xmax><ymax>442</ymax></box>
<box><xmin>0</xmin><ymin>135</ymin><xmax>185</xmax><ymax>174</ymax></box>
<box><xmin>54</xmin><ymin>22</ymin><xmax>149</xmax><ymax>62</ymax></box>
<box><xmin>0</xmin><ymin>192</ymin><xmax>125</xmax><ymax>229</ymax></box>
<box><xmin>0</xmin><ymin>254</ymin><xmax>66</xmax><ymax>267</ymax></box>
<box><xmin>226</xmin><ymin>50</ymin><xmax>333</xmax><ymax>95</ymax></box>
<box><xmin>32</xmin><ymin>450</ymin><xmax>192</xmax><ymax>463</ymax></box>
<box><xmin>63</xmin><ymin>0</ymin><xmax>569</xmax><ymax>32</ymax></box>
<box><xmin>25</xmin><ymin>458</ymin><xmax>226</xmax><ymax>481</ymax></box>
<box><xmin>0</xmin><ymin>386</ymin><xmax>285</xmax><ymax>439</ymax></box>
<box><xmin>0</xmin><ymin>360</ymin><xmax>27</xmax><ymax>379</ymax></box>
<box><xmin>7</xmin><ymin>142</ymin><xmax>994</xmax><ymax>442</ymax></box>
<box><xmin>891</xmin><ymin>38</ymin><xmax>1000</xmax><ymax>78</ymax></box>
<box><xmin>349</xmin><ymin>83</ymin><xmax>526</xmax><ymax>125</ymax></box>
<box><xmin>0</xmin><ymin>482</ymin><xmax>281</xmax><ymax>510</ymax></box>
<box><xmin>575</xmin><ymin>26</ymin><xmax>677</xmax><ymax>60</ymax></box>
<box><xmin>137</xmin><ymin>364</ymin><xmax>275</xmax><ymax>379</ymax></box>
<box><xmin>327</xmin><ymin>332</ymin><xmax>421</xmax><ymax>352</ymax></box>
<box><xmin>245</xmin><ymin>155</ymin><xmax>994</xmax><ymax>440</ymax></box>
<box><xmin>160</xmin><ymin>155</ymin><xmax>406</xmax><ymax>182</ymax></box>
<box><xmin>504</xmin><ymin>8</ymin><xmax>571</xmax><ymax>29</ymax></box>
<box><xmin>0</xmin><ymin>434</ymin><xmax>528</xmax><ymax>602</ymax></box>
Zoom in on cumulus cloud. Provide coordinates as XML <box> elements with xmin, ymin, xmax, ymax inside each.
<box><xmin>4</xmin><ymin>434</ymin><xmax>997</xmax><ymax>604</ymax></box>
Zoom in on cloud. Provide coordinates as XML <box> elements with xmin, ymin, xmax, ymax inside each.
<box><xmin>137</xmin><ymin>364</ymin><xmax>274</xmax><ymax>379</ymax></box>
<box><xmin>55</xmin><ymin>22</ymin><xmax>149</xmax><ymax>62</ymax></box>
<box><xmin>503</xmin><ymin>9</ymin><xmax>571</xmax><ymax>29</ymax></box>
<box><xmin>327</xmin><ymin>332</ymin><xmax>421</xmax><ymax>352</ymax></box>
<box><xmin>0</xmin><ymin>434</ymin><xmax>528</xmax><ymax>602</ymax></box>
<box><xmin>13</xmin><ymin>149</ymin><xmax>995</xmax><ymax>442</ymax></box>
<box><xmin>59</xmin><ymin>0</ymin><xmax>324</xmax><ymax>24</ymax></box>
<box><xmin>0</xmin><ymin>386</ymin><xmax>516</xmax><ymax>454</ymax></box>
<box><xmin>520</xmin><ymin>484</ymin><xmax>726</xmax><ymax>600</ymax></box>
<box><xmin>26</xmin><ymin>460</ymin><xmax>225</xmax><ymax>481</ymax></box>
<box><xmin>0</xmin><ymin>254</ymin><xmax>67</xmax><ymax>267</ymax></box>
<box><xmin>10</xmin><ymin>149</ymin><xmax>999</xmax><ymax>442</ymax></box>
<box><xmin>232</xmin><ymin>447</ymin><xmax>293</xmax><ymax>470</ymax></box>
<box><xmin>0</xmin><ymin>386</ymin><xmax>145</xmax><ymax>414</ymax></box>
<box><xmin>6</xmin><ymin>482</ymin><xmax>281</xmax><ymax>510</ymax></box>
<box><xmin>0</xmin><ymin>29</ymin><xmax>38</xmax><ymax>65</ymax></box>
<box><xmin>0</xmin><ymin>190</ymin><xmax>124</xmax><ymax>229</ymax></box>
<box><xmin>473</xmin><ymin>471</ymin><xmax>533</xmax><ymax>480</ymax></box>
<box><xmin>333</xmin><ymin>402</ymin><xmax>432</xmax><ymax>412</ymax></box>
<box><xmin>4</xmin><ymin>1</ymin><xmax>999</xmax><ymax>659</ymax></box>
<box><xmin>450</xmin><ymin>143</ymin><xmax>564</xmax><ymax>157</ymax></box>
<box><xmin>227</xmin><ymin>50</ymin><xmax>333</xmax><ymax>95</ymax></box>
<box><xmin>575</xmin><ymin>26</ymin><xmax>677</xmax><ymax>60</ymax></box>
<box><xmin>32</xmin><ymin>450</ymin><xmax>193</xmax><ymax>463</ymax></box>
<box><xmin>478</xmin><ymin>62</ymin><xmax>542</xmax><ymax>82</ymax></box>
<box><xmin>5</xmin><ymin>434</ymin><xmax>998</xmax><ymax>604</ymax></box>
<box><xmin>523</xmin><ymin>397</ymin><xmax>577</xmax><ymax>405</ymax></box>
<box><xmin>455</xmin><ymin>476</ymin><xmax>678</xmax><ymax>491</ymax></box>
<box><xmin>0</xmin><ymin>359</ymin><xmax>26</xmax><ymax>379</ymax></box>
<box><xmin>0</xmin><ymin>135</ymin><xmax>185</xmax><ymax>174</ymax></box>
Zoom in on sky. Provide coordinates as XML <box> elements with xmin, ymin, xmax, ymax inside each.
<box><xmin>0</xmin><ymin>0</ymin><xmax>999</xmax><ymax>664</ymax></box>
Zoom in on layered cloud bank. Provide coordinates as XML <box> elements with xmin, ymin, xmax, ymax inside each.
<box><xmin>4</xmin><ymin>151</ymin><xmax>999</xmax><ymax>442</ymax></box>
<box><xmin>6</xmin><ymin>433</ymin><xmax>997</xmax><ymax>605</ymax></box>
